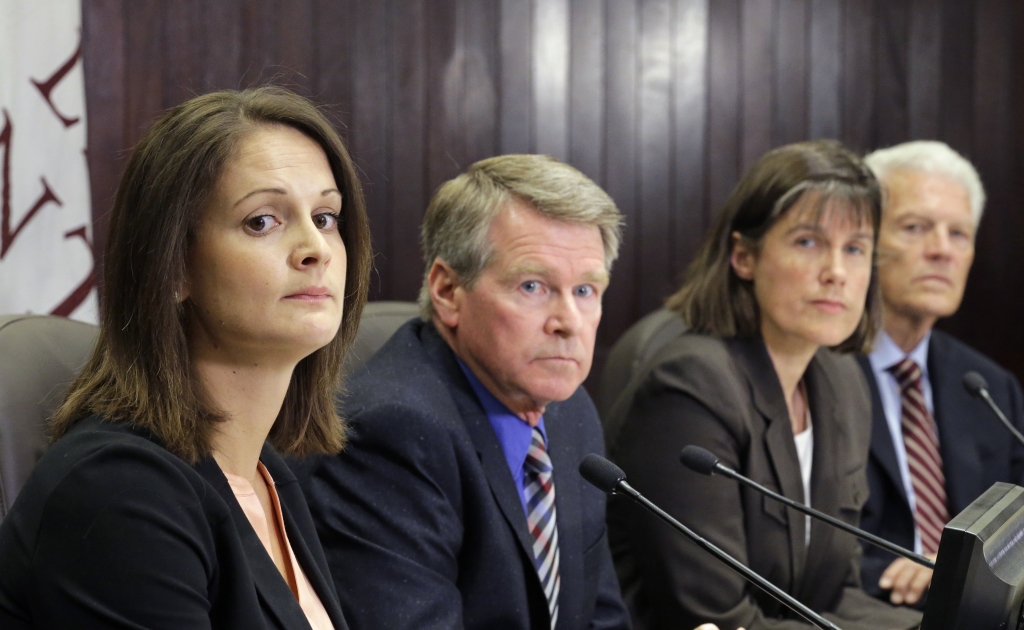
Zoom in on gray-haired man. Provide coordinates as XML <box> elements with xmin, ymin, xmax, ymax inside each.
<box><xmin>857</xmin><ymin>141</ymin><xmax>1024</xmax><ymax>608</ymax></box>
<box><xmin>300</xmin><ymin>155</ymin><xmax>632</xmax><ymax>630</ymax></box>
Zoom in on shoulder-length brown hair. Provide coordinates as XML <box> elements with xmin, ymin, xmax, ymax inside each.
<box><xmin>666</xmin><ymin>139</ymin><xmax>881</xmax><ymax>354</ymax></box>
<box><xmin>51</xmin><ymin>86</ymin><xmax>372</xmax><ymax>462</ymax></box>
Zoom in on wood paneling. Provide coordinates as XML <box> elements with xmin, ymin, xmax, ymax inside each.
<box><xmin>80</xmin><ymin>0</ymin><xmax>1024</xmax><ymax>392</ymax></box>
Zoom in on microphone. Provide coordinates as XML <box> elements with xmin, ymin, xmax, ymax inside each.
<box><xmin>680</xmin><ymin>445</ymin><xmax>935</xmax><ymax>570</ymax></box>
<box><xmin>579</xmin><ymin>454</ymin><xmax>843</xmax><ymax>630</ymax></box>
<box><xmin>963</xmin><ymin>371</ymin><xmax>1024</xmax><ymax>449</ymax></box>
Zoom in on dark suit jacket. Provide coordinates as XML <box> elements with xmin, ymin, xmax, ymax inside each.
<box><xmin>0</xmin><ymin>414</ymin><xmax>348</xmax><ymax>630</ymax></box>
<box><xmin>858</xmin><ymin>328</ymin><xmax>1024</xmax><ymax>599</ymax></box>
<box><xmin>297</xmin><ymin>319</ymin><xmax>629</xmax><ymax>630</ymax></box>
<box><xmin>604</xmin><ymin>333</ymin><xmax>922</xmax><ymax>630</ymax></box>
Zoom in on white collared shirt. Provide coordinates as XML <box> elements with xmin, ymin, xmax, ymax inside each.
<box><xmin>868</xmin><ymin>329</ymin><xmax>936</xmax><ymax>555</ymax></box>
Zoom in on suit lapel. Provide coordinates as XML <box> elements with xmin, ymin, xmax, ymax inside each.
<box><xmin>928</xmin><ymin>332</ymin><xmax>982</xmax><ymax>513</ymax></box>
<box><xmin>543</xmin><ymin>402</ymin><xmax>584</xmax><ymax>630</ymax></box>
<box><xmin>264</xmin><ymin>452</ymin><xmax>350</xmax><ymax>630</ymax></box>
<box><xmin>800</xmin><ymin>354</ymin><xmax>843</xmax><ymax>601</ymax></box>
<box><xmin>194</xmin><ymin>458</ymin><xmax>313</xmax><ymax>630</ymax></box>
<box><xmin>856</xmin><ymin>355</ymin><xmax>909</xmax><ymax>507</ymax></box>
<box><xmin>731</xmin><ymin>337</ymin><xmax>807</xmax><ymax>592</ymax></box>
<box><xmin>421</xmin><ymin>325</ymin><xmax>541</xmax><ymax>572</ymax></box>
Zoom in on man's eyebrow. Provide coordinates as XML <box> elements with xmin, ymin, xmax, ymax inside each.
<box><xmin>582</xmin><ymin>270</ymin><xmax>610</xmax><ymax>285</ymax></box>
<box><xmin>502</xmin><ymin>263</ymin><xmax>551</xmax><ymax>280</ymax></box>
<box><xmin>232</xmin><ymin>187</ymin><xmax>341</xmax><ymax>208</ymax></box>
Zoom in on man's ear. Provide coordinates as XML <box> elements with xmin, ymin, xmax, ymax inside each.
<box><xmin>428</xmin><ymin>260</ymin><xmax>462</xmax><ymax>329</ymax></box>
<box><xmin>729</xmin><ymin>231</ymin><xmax>756</xmax><ymax>281</ymax></box>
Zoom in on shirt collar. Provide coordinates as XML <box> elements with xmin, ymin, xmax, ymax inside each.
<box><xmin>455</xmin><ymin>357</ymin><xmax>547</xmax><ymax>474</ymax></box>
<box><xmin>869</xmin><ymin>328</ymin><xmax>932</xmax><ymax>379</ymax></box>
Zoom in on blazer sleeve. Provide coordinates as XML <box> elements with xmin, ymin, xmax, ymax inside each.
<box><xmin>1003</xmin><ymin>371</ymin><xmax>1024</xmax><ymax>485</ymax></box>
<box><xmin>614</xmin><ymin>385</ymin><xmax>814</xmax><ymax>630</ymax></box>
<box><xmin>303</xmin><ymin>401</ymin><xmax>467</xmax><ymax>630</ymax></box>
<box><xmin>22</xmin><ymin>445</ymin><xmax>216</xmax><ymax>629</ymax></box>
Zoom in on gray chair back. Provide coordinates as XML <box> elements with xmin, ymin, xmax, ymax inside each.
<box><xmin>596</xmin><ymin>308</ymin><xmax>688</xmax><ymax>424</ymax></box>
<box><xmin>0</xmin><ymin>315</ymin><xmax>98</xmax><ymax>519</ymax></box>
<box><xmin>0</xmin><ymin>301</ymin><xmax>419</xmax><ymax>522</ymax></box>
<box><xmin>343</xmin><ymin>301</ymin><xmax>420</xmax><ymax>375</ymax></box>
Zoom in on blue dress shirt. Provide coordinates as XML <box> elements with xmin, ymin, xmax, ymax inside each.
<box><xmin>868</xmin><ymin>329</ymin><xmax>935</xmax><ymax>554</ymax></box>
<box><xmin>456</xmin><ymin>358</ymin><xmax>549</xmax><ymax>518</ymax></box>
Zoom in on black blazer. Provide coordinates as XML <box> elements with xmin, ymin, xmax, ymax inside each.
<box><xmin>858</xmin><ymin>328</ymin><xmax>1024</xmax><ymax>599</ymax></box>
<box><xmin>0</xmin><ymin>414</ymin><xmax>348</xmax><ymax>630</ymax></box>
<box><xmin>297</xmin><ymin>319</ymin><xmax>630</xmax><ymax>630</ymax></box>
<box><xmin>604</xmin><ymin>333</ymin><xmax>921</xmax><ymax>630</ymax></box>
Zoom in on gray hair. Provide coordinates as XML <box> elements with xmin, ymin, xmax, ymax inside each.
<box><xmin>418</xmin><ymin>154</ymin><xmax>623</xmax><ymax>318</ymax></box>
<box><xmin>864</xmin><ymin>140</ymin><xmax>985</xmax><ymax>226</ymax></box>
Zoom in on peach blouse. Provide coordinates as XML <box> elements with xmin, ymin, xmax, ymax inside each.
<box><xmin>225</xmin><ymin>463</ymin><xmax>335</xmax><ymax>630</ymax></box>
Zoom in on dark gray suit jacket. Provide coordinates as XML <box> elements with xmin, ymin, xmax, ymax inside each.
<box><xmin>298</xmin><ymin>319</ymin><xmax>630</xmax><ymax>630</ymax></box>
<box><xmin>604</xmin><ymin>332</ymin><xmax>921</xmax><ymax>630</ymax></box>
<box><xmin>857</xmin><ymin>328</ymin><xmax>1024</xmax><ymax>600</ymax></box>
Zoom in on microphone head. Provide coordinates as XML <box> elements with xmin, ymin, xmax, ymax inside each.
<box><xmin>680</xmin><ymin>445</ymin><xmax>720</xmax><ymax>475</ymax></box>
<box><xmin>963</xmin><ymin>371</ymin><xmax>989</xmax><ymax>397</ymax></box>
<box><xmin>579</xmin><ymin>453</ymin><xmax>627</xmax><ymax>494</ymax></box>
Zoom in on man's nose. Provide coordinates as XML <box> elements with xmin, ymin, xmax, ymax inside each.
<box><xmin>545</xmin><ymin>292</ymin><xmax>583</xmax><ymax>337</ymax></box>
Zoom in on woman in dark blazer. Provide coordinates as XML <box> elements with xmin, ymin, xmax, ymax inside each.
<box><xmin>0</xmin><ymin>86</ymin><xmax>371</xmax><ymax>629</ymax></box>
<box><xmin>604</xmin><ymin>141</ymin><xmax>923</xmax><ymax>630</ymax></box>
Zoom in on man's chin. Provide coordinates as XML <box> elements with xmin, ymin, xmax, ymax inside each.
<box><xmin>891</xmin><ymin>294</ymin><xmax>962</xmax><ymax>321</ymax></box>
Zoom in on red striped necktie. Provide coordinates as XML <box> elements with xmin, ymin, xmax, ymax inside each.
<box><xmin>524</xmin><ymin>427</ymin><xmax>560</xmax><ymax>629</ymax></box>
<box><xmin>889</xmin><ymin>357</ymin><xmax>949</xmax><ymax>555</ymax></box>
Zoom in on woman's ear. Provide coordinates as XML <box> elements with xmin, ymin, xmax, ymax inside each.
<box><xmin>729</xmin><ymin>231</ymin><xmax>756</xmax><ymax>281</ymax></box>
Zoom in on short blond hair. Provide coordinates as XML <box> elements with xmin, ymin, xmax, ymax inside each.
<box><xmin>418</xmin><ymin>154</ymin><xmax>622</xmax><ymax>317</ymax></box>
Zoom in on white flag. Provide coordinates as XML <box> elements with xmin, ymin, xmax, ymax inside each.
<box><xmin>0</xmin><ymin>0</ymin><xmax>97</xmax><ymax>323</ymax></box>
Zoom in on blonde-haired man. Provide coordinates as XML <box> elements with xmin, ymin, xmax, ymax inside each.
<box><xmin>302</xmin><ymin>155</ymin><xmax>632</xmax><ymax>629</ymax></box>
<box><xmin>858</xmin><ymin>141</ymin><xmax>1024</xmax><ymax>608</ymax></box>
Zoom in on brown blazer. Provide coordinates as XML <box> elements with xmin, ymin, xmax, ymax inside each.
<box><xmin>604</xmin><ymin>333</ymin><xmax>922</xmax><ymax>630</ymax></box>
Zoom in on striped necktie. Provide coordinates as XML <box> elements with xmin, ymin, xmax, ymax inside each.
<box><xmin>524</xmin><ymin>427</ymin><xmax>560</xmax><ymax>629</ymax></box>
<box><xmin>889</xmin><ymin>357</ymin><xmax>949</xmax><ymax>555</ymax></box>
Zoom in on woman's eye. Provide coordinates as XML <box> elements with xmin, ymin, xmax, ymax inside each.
<box><xmin>903</xmin><ymin>223</ymin><xmax>922</xmax><ymax>233</ymax></box>
<box><xmin>314</xmin><ymin>212</ymin><xmax>340</xmax><ymax>230</ymax></box>
<box><xmin>245</xmin><ymin>214</ymin><xmax>280</xmax><ymax>234</ymax></box>
<box><xmin>845</xmin><ymin>243</ymin><xmax>866</xmax><ymax>255</ymax></box>
<box><xmin>795</xmin><ymin>236</ymin><xmax>816</xmax><ymax>248</ymax></box>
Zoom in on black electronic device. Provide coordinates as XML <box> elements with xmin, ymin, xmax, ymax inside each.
<box><xmin>921</xmin><ymin>482</ymin><xmax>1024</xmax><ymax>630</ymax></box>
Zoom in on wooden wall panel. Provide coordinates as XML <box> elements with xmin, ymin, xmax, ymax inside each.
<box><xmin>79</xmin><ymin>0</ymin><xmax>1024</xmax><ymax>392</ymax></box>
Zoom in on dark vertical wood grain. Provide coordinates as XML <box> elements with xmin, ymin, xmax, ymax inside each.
<box><xmin>841</xmin><ymin>0</ymin><xmax>874</xmax><ymax>151</ymax></box>
<box><xmin>938</xmin><ymin>0</ymin><xmax>974</xmax><ymax>156</ymax></box>
<box><xmin>499</xmin><ymin>0</ymin><xmax>532</xmax><ymax>153</ymax></box>
<box><xmin>313</xmin><ymin>0</ymin><xmax>354</xmax><ymax>131</ymax></box>
<box><xmin>638</xmin><ymin>0</ymin><xmax>673</xmax><ymax>314</ymax></box>
<box><xmin>740</xmin><ymin>0</ymin><xmax>775</xmax><ymax>172</ymax></box>
<box><xmin>352</xmin><ymin>0</ymin><xmax>392</xmax><ymax>299</ymax></box>
<box><xmin>73</xmin><ymin>0</ymin><xmax>1024</xmax><ymax>389</ymax></box>
<box><xmin>602</xmin><ymin>0</ymin><xmax>638</xmax><ymax>348</ymax></box>
<box><xmin>461</xmin><ymin>0</ymin><xmax>500</xmax><ymax>164</ymax></box>
<box><xmin>82</xmin><ymin>0</ymin><xmax>125</xmax><ymax>269</ymax></box>
<box><xmin>390</xmin><ymin>0</ymin><xmax>429</xmax><ymax>301</ymax></box>
<box><xmin>671</xmin><ymin>0</ymin><xmax>708</xmax><ymax>279</ymax></box>
<box><xmin>569</xmin><ymin>0</ymin><xmax>605</xmax><ymax>183</ymax></box>
<box><xmin>278</xmin><ymin>0</ymin><xmax>315</xmax><ymax>95</ymax></box>
<box><xmin>907</xmin><ymin>0</ymin><xmax>940</xmax><ymax>139</ymax></box>
<box><xmin>873</xmin><ymin>0</ymin><xmax>910</xmax><ymax>148</ymax></box>
<box><xmin>425</xmin><ymin>0</ymin><xmax>461</xmax><ymax>196</ymax></box>
<box><xmin>123</xmin><ymin>1</ymin><xmax>164</xmax><ymax>145</ymax></box>
<box><xmin>774</xmin><ymin>0</ymin><xmax>808</xmax><ymax>146</ymax></box>
<box><xmin>808</xmin><ymin>0</ymin><xmax>840</xmax><ymax>139</ymax></box>
<box><xmin>707</xmin><ymin>0</ymin><xmax>741</xmax><ymax>213</ymax></box>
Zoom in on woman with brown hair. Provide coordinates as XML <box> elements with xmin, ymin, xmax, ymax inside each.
<box><xmin>0</xmin><ymin>86</ymin><xmax>371</xmax><ymax>629</ymax></box>
<box><xmin>604</xmin><ymin>140</ymin><xmax>922</xmax><ymax>630</ymax></box>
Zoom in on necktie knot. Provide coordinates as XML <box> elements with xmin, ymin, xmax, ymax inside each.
<box><xmin>888</xmin><ymin>357</ymin><xmax>923</xmax><ymax>392</ymax></box>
